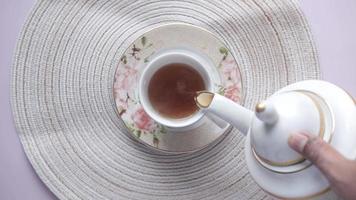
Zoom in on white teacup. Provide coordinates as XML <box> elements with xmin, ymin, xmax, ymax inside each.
<box><xmin>139</xmin><ymin>48</ymin><xmax>214</xmax><ymax>130</ymax></box>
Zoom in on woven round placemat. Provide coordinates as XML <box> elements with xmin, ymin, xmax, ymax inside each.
<box><xmin>12</xmin><ymin>0</ymin><xmax>320</xmax><ymax>199</ymax></box>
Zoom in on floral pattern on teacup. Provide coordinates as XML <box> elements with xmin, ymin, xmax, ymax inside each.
<box><xmin>113</xmin><ymin>30</ymin><xmax>242</xmax><ymax>148</ymax></box>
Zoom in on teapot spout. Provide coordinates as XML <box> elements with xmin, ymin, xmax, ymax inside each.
<box><xmin>195</xmin><ymin>91</ymin><xmax>253</xmax><ymax>135</ymax></box>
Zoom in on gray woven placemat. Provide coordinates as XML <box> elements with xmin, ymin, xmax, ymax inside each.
<box><xmin>11</xmin><ymin>0</ymin><xmax>320</xmax><ymax>199</ymax></box>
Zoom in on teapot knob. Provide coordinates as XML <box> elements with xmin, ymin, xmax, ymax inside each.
<box><xmin>255</xmin><ymin>101</ymin><xmax>278</xmax><ymax>125</ymax></box>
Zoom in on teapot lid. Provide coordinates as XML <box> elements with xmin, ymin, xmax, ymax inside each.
<box><xmin>246</xmin><ymin>80</ymin><xmax>356</xmax><ymax>199</ymax></box>
<box><xmin>250</xmin><ymin>90</ymin><xmax>333</xmax><ymax>171</ymax></box>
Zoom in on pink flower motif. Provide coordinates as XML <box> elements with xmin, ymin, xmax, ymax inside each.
<box><xmin>221</xmin><ymin>58</ymin><xmax>240</xmax><ymax>84</ymax></box>
<box><xmin>131</xmin><ymin>107</ymin><xmax>155</xmax><ymax>132</ymax></box>
<box><xmin>113</xmin><ymin>58</ymin><xmax>139</xmax><ymax>109</ymax></box>
<box><xmin>224</xmin><ymin>84</ymin><xmax>240</xmax><ymax>102</ymax></box>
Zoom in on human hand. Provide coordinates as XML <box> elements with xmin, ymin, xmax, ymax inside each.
<box><xmin>288</xmin><ymin>133</ymin><xmax>356</xmax><ymax>200</ymax></box>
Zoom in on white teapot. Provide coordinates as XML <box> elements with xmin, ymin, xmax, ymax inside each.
<box><xmin>195</xmin><ymin>80</ymin><xmax>356</xmax><ymax>199</ymax></box>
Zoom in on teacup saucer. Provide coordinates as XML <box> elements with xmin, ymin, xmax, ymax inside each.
<box><xmin>113</xmin><ymin>23</ymin><xmax>243</xmax><ymax>153</ymax></box>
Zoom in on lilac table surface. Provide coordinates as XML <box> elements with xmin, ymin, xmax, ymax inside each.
<box><xmin>1</xmin><ymin>1</ymin><xmax>355</xmax><ymax>199</ymax></box>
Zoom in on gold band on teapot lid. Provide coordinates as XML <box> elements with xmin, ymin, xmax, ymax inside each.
<box><xmin>251</xmin><ymin>90</ymin><xmax>334</xmax><ymax>172</ymax></box>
